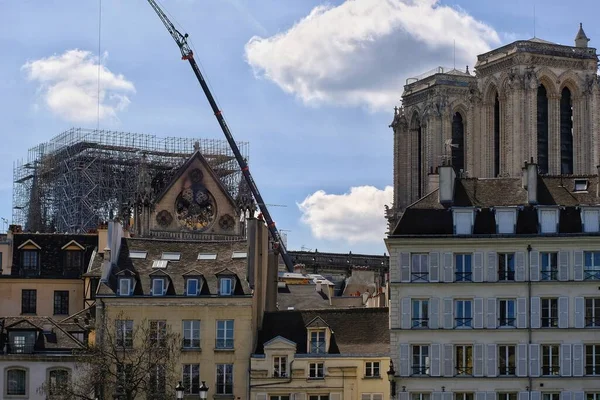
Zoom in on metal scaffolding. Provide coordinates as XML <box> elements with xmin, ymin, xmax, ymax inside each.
<box><xmin>13</xmin><ymin>128</ymin><xmax>249</xmax><ymax>233</ymax></box>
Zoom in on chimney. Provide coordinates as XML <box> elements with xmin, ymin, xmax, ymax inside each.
<box><xmin>525</xmin><ymin>158</ymin><xmax>538</xmax><ymax>204</ymax></box>
<box><xmin>315</xmin><ymin>281</ymin><xmax>322</xmax><ymax>293</ymax></box>
<box><xmin>427</xmin><ymin>168</ymin><xmax>440</xmax><ymax>193</ymax></box>
<box><xmin>438</xmin><ymin>164</ymin><xmax>456</xmax><ymax>204</ymax></box>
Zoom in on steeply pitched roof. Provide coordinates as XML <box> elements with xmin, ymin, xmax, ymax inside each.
<box><xmin>277</xmin><ymin>284</ymin><xmax>333</xmax><ymax>310</ymax></box>
<box><xmin>0</xmin><ymin>316</ymin><xmax>85</xmax><ymax>351</ymax></box>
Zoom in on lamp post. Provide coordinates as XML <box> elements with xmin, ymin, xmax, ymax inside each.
<box><xmin>198</xmin><ymin>381</ymin><xmax>209</xmax><ymax>399</ymax></box>
<box><xmin>175</xmin><ymin>381</ymin><xmax>185</xmax><ymax>399</ymax></box>
<box><xmin>387</xmin><ymin>360</ymin><xmax>396</xmax><ymax>398</ymax></box>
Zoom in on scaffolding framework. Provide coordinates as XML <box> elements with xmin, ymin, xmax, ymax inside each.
<box><xmin>13</xmin><ymin>128</ymin><xmax>249</xmax><ymax>233</ymax></box>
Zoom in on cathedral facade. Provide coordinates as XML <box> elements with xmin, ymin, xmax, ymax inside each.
<box><xmin>389</xmin><ymin>24</ymin><xmax>599</xmax><ymax>226</ymax></box>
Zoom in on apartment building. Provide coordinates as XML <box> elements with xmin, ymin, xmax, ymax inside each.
<box><xmin>386</xmin><ymin>163</ymin><xmax>600</xmax><ymax>400</ymax></box>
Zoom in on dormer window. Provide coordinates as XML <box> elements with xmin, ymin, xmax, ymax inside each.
<box><xmin>453</xmin><ymin>208</ymin><xmax>474</xmax><ymax>235</ymax></box>
<box><xmin>309</xmin><ymin>329</ymin><xmax>326</xmax><ymax>353</ymax></box>
<box><xmin>119</xmin><ymin>278</ymin><xmax>132</xmax><ymax>296</ymax></box>
<box><xmin>219</xmin><ymin>277</ymin><xmax>233</xmax><ymax>296</ymax></box>
<box><xmin>496</xmin><ymin>208</ymin><xmax>516</xmax><ymax>234</ymax></box>
<box><xmin>65</xmin><ymin>250</ymin><xmax>83</xmax><ymax>270</ymax></box>
<box><xmin>273</xmin><ymin>356</ymin><xmax>287</xmax><ymax>377</ymax></box>
<box><xmin>186</xmin><ymin>278</ymin><xmax>199</xmax><ymax>296</ymax></box>
<box><xmin>152</xmin><ymin>278</ymin><xmax>166</xmax><ymax>296</ymax></box>
<box><xmin>582</xmin><ymin>208</ymin><xmax>600</xmax><ymax>233</ymax></box>
<box><xmin>539</xmin><ymin>208</ymin><xmax>559</xmax><ymax>234</ymax></box>
<box><xmin>574</xmin><ymin>179</ymin><xmax>589</xmax><ymax>192</ymax></box>
<box><xmin>8</xmin><ymin>331</ymin><xmax>36</xmax><ymax>354</ymax></box>
<box><xmin>22</xmin><ymin>250</ymin><xmax>40</xmax><ymax>274</ymax></box>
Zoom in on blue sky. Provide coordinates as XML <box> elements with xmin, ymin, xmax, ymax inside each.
<box><xmin>0</xmin><ymin>0</ymin><xmax>597</xmax><ymax>254</ymax></box>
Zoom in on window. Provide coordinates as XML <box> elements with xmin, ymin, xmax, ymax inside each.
<box><xmin>454</xmin><ymin>210</ymin><xmax>473</xmax><ymax>235</ymax></box>
<box><xmin>541</xmin><ymin>298</ymin><xmax>558</xmax><ymax>327</ymax></box>
<box><xmin>309</xmin><ymin>329</ymin><xmax>326</xmax><ymax>353</ymax></box>
<box><xmin>542</xmin><ymin>344</ymin><xmax>560</xmax><ymax>375</ymax></box>
<box><xmin>21</xmin><ymin>289</ymin><xmax>36</xmax><ymax>314</ymax></box>
<box><xmin>119</xmin><ymin>278</ymin><xmax>132</xmax><ymax>296</ymax></box>
<box><xmin>412</xmin><ymin>345</ymin><xmax>429</xmax><ymax>375</ymax></box>
<box><xmin>22</xmin><ymin>250</ymin><xmax>39</xmax><ymax>273</ymax></box>
<box><xmin>412</xmin><ymin>299</ymin><xmax>429</xmax><ymax>328</ymax></box>
<box><xmin>48</xmin><ymin>369</ymin><xmax>70</xmax><ymax>397</ymax></box>
<box><xmin>362</xmin><ymin>395</ymin><xmax>383</xmax><ymax>400</ymax></box>
<box><xmin>6</xmin><ymin>368</ymin><xmax>27</xmax><ymax>396</ymax></box>
<box><xmin>498</xmin><ymin>394</ymin><xmax>518</xmax><ymax>400</ymax></box>
<box><xmin>586</xmin><ymin>298</ymin><xmax>600</xmax><ymax>327</ymax></box>
<box><xmin>219</xmin><ymin>277</ymin><xmax>233</xmax><ymax>295</ymax></box>
<box><xmin>65</xmin><ymin>250</ymin><xmax>82</xmax><ymax>270</ymax></box>
<box><xmin>542</xmin><ymin>394</ymin><xmax>560</xmax><ymax>400</ymax></box>
<box><xmin>197</xmin><ymin>253</ymin><xmax>217</xmax><ymax>260</ymax></box>
<box><xmin>455</xmin><ymin>345</ymin><xmax>473</xmax><ymax>375</ymax></box>
<box><xmin>53</xmin><ymin>291</ymin><xmax>69</xmax><ymax>315</ymax></box>
<box><xmin>455</xmin><ymin>254</ymin><xmax>472</xmax><ymax>281</ymax></box>
<box><xmin>216</xmin><ymin>320</ymin><xmax>234</xmax><ymax>349</ymax></box>
<box><xmin>309</xmin><ymin>362</ymin><xmax>324</xmax><ymax>378</ymax></box>
<box><xmin>499</xmin><ymin>299</ymin><xmax>516</xmax><ymax>327</ymax></box>
<box><xmin>152</xmin><ymin>278</ymin><xmax>166</xmax><ymax>296</ymax></box>
<box><xmin>309</xmin><ymin>396</ymin><xmax>329</xmax><ymax>400</ymax></box>
<box><xmin>575</xmin><ymin>179</ymin><xmax>589</xmax><ymax>192</ymax></box>
<box><xmin>183</xmin><ymin>320</ymin><xmax>200</xmax><ymax>349</ymax></box>
<box><xmin>117</xmin><ymin>364</ymin><xmax>133</xmax><ymax>393</ymax></box>
<box><xmin>411</xmin><ymin>394</ymin><xmax>430</xmax><ymax>400</ymax></box>
<box><xmin>541</xmin><ymin>252</ymin><xmax>558</xmax><ymax>281</ymax></box>
<box><xmin>186</xmin><ymin>278</ymin><xmax>199</xmax><ymax>296</ymax></box>
<box><xmin>585</xmin><ymin>252</ymin><xmax>600</xmax><ymax>280</ymax></box>
<box><xmin>455</xmin><ymin>300</ymin><xmax>473</xmax><ymax>328</ymax></box>
<box><xmin>182</xmin><ymin>364</ymin><xmax>200</xmax><ymax>394</ymax></box>
<box><xmin>411</xmin><ymin>254</ymin><xmax>429</xmax><ymax>282</ymax></box>
<box><xmin>498</xmin><ymin>253</ymin><xmax>515</xmax><ymax>281</ymax></box>
<box><xmin>365</xmin><ymin>361</ymin><xmax>380</xmax><ymax>377</ymax></box>
<box><xmin>455</xmin><ymin>394</ymin><xmax>474</xmax><ymax>400</ymax></box>
<box><xmin>151</xmin><ymin>260</ymin><xmax>168</xmax><ymax>269</ymax></box>
<box><xmin>149</xmin><ymin>320</ymin><xmax>167</xmax><ymax>347</ymax></box>
<box><xmin>149</xmin><ymin>364</ymin><xmax>166</xmax><ymax>396</ymax></box>
<box><xmin>583</xmin><ymin>209</ymin><xmax>600</xmax><ymax>232</ymax></box>
<box><xmin>497</xmin><ymin>209</ymin><xmax>516</xmax><ymax>234</ymax></box>
<box><xmin>161</xmin><ymin>252</ymin><xmax>181</xmax><ymax>261</ymax></box>
<box><xmin>216</xmin><ymin>364</ymin><xmax>233</xmax><ymax>394</ymax></box>
<box><xmin>587</xmin><ymin>394</ymin><xmax>600</xmax><ymax>400</ymax></box>
<box><xmin>129</xmin><ymin>250</ymin><xmax>147</xmax><ymax>259</ymax></box>
<box><xmin>586</xmin><ymin>344</ymin><xmax>600</xmax><ymax>375</ymax></box>
<box><xmin>498</xmin><ymin>345</ymin><xmax>516</xmax><ymax>375</ymax></box>
<box><xmin>232</xmin><ymin>251</ymin><xmax>247</xmax><ymax>259</ymax></box>
<box><xmin>272</xmin><ymin>396</ymin><xmax>291</xmax><ymax>400</ymax></box>
<box><xmin>116</xmin><ymin>320</ymin><xmax>133</xmax><ymax>348</ymax></box>
<box><xmin>273</xmin><ymin>356</ymin><xmax>287</xmax><ymax>377</ymax></box>
<box><xmin>8</xmin><ymin>331</ymin><xmax>36</xmax><ymax>354</ymax></box>
<box><xmin>540</xmin><ymin>209</ymin><xmax>558</xmax><ymax>233</ymax></box>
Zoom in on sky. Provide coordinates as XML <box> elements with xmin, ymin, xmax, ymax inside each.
<box><xmin>0</xmin><ymin>0</ymin><xmax>598</xmax><ymax>255</ymax></box>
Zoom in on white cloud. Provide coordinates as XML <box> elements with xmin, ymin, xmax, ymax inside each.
<box><xmin>245</xmin><ymin>0</ymin><xmax>501</xmax><ymax>111</ymax></box>
<box><xmin>22</xmin><ymin>49</ymin><xmax>135</xmax><ymax>123</ymax></box>
<box><xmin>298</xmin><ymin>185</ymin><xmax>393</xmax><ymax>244</ymax></box>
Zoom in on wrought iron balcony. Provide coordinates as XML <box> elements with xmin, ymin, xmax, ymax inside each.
<box><xmin>455</xmin><ymin>366</ymin><xmax>473</xmax><ymax>376</ymax></box>
<box><xmin>455</xmin><ymin>272</ymin><xmax>473</xmax><ymax>282</ymax></box>
<box><xmin>585</xmin><ymin>317</ymin><xmax>600</xmax><ymax>327</ymax></box>
<box><xmin>455</xmin><ymin>318</ymin><xmax>473</xmax><ymax>328</ymax></box>
<box><xmin>498</xmin><ymin>271</ymin><xmax>515</xmax><ymax>281</ymax></box>
<box><xmin>542</xmin><ymin>366</ymin><xmax>560</xmax><ymax>376</ymax></box>
<box><xmin>411</xmin><ymin>365</ymin><xmax>429</xmax><ymax>375</ymax></box>
<box><xmin>541</xmin><ymin>270</ymin><xmax>558</xmax><ymax>280</ymax></box>
<box><xmin>411</xmin><ymin>318</ymin><xmax>429</xmax><ymax>328</ymax></box>
<box><xmin>498</xmin><ymin>366</ymin><xmax>516</xmax><ymax>376</ymax></box>
<box><xmin>541</xmin><ymin>317</ymin><xmax>558</xmax><ymax>328</ymax></box>
<box><xmin>498</xmin><ymin>317</ymin><xmax>516</xmax><ymax>327</ymax></box>
<box><xmin>411</xmin><ymin>272</ymin><xmax>429</xmax><ymax>282</ymax></box>
<box><xmin>584</xmin><ymin>270</ymin><xmax>600</xmax><ymax>280</ymax></box>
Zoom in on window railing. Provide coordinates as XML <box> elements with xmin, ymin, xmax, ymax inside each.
<box><xmin>411</xmin><ymin>318</ymin><xmax>429</xmax><ymax>328</ymax></box>
<box><xmin>585</xmin><ymin>317</ymin><xmax>600</xmax><ymax>327</ymax></box>
<box><xmin>216</xmin><ymin>339</ymin><xmax>234</xmax><ymax>349</ymax></box>
<box><xmin>585</xmin><ymin>365</ymin><xmax>600</xmax><ymax>375</ymax></box>
<box><xmin>411</xmin><ymin>365</ymin><xmax>429</xmax><ymax>375</ymax></box>
<box><xmin>541</xmin><ymin>317</ymin><xmax>559</xmax><ymax>328</ymax></box>
<box><xmin>541</xmin><ymin>270</ymin><xmax>558</xmax><ymax>280</ymax></box>
<box><xmin>182</xmin><ymin>338</ymin><xmax>200</xmax><ymax>348</ymax></box>
<box><xmin>542</xmin><ymin>366</ymin><xmax>560</xmax><ymax>376</ymax></box>
<box><xmin>498</xmin><ymin>366</ymin><xmax>516</xmax><ymax>376</ymax></box>
<box><xmin>498</xmin><ymin>318</ymin><xmax>516</xmax><ymax>327</ymax></box>
<box><xmin>498</xmin><ymin>271</ymin><xmax>515</xmax><ymax>281</ymax></box>
<box><xmin>7</xmin><ymin>343</ymin><xmax>35</xmax><ymax>354</ymax></box>
<box><xmin>585</xmin><ymin>270</ymin><xmax>600</xmax><ymax>280</ymax></box>
<box><xmin>455</xmin><ymin>366</ymin><xmax>473</xmax><ymax>375</ymax></box>
<box><xmin>455</xmin><ymin>318</ymin><xmax>473</xmax><ymax>328</ymax></box>
<box><xmin>411</xmin><ymin>272</ymin><xmax>429</xmax><ymax>282</ymax></box>
<box><xmin>455</xmin><ymin>272</ymin><xmax>473</xmax><ymax>282</ymax></box>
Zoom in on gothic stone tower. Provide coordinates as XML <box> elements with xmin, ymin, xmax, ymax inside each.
<box><xmin>388</xmin><ymin>24</ymin><xmax>599</xmax><ymax>228</ymax></box>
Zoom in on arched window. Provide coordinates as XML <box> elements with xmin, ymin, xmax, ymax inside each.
<box><xmin>560</xmin><ymin>87</ymin><xmax>574</xmax><ymax>174</ymax></box>
<box><xmin>537</xmin><ymin>85</ymin><xmax>549</xmax><ymax>174</ymax></box>
<box><xmin>494</xmin><ymin>93</ymin><xmax>500</xmax><ymax>177</ymax></box>
<box><xmin>5</xmin><ymin>367</ymin><xmax>27</xmax><ymax>396</ymax></box>
<box><xmin>451</xmin><ymin>112</ymin><xmax>465</xmax><ymax>172</ymax></box>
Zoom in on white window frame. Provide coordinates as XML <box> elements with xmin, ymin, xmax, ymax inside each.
<box><xmin>129</xmin><ymin>250</ymin><xmax>147</xmax><ymax>259</ymax></box>
<box><xmin>586</xmin><ymin>344</ymin><xmax>600</xmax><ymax>375</ymax></box>
<box><xmin>542</xmin><ymin>394</ymin><xmax>560</xmax><ymax>400</ymax></box>
<box><xmin>586</xmin><ymin>298</ymin><xmax>600</xmax><ymax>327</ymax></box>
<box><xmin>149</xmin><ymin>320</ymin><xmax>167</xmax><ymax>347</ymax></box>
<box><xmin>455</xmin><ymin>345</ymin><xmax>473</xmax><ymax>375</ymax></box>
<box><xmin>587</xmin><ymin>393</ymin><xmax>600</xmax><ymax>400</ymax></box>
<box><xmin>182</xmin><ymin>364</ymin><xmax>200</xmax><ymax>394</ymax></box>
<box><xmin>541</xmin><ymin>298</ymin><xmax>558</xmax><ymax>328</ymax></box>
<box><xmin>197</xmin><ymin>253</ymin><xmax>217</xmax><ymax>260</ymax></box>
<box><xmin>186</xmin><ymin>278</ymin><xmax>199</xmax><ymax>296</ymax></box>
<box><xmin>161</xmin><ymin>252</ymin><xmax>181</xmax><ymax>261</ymax></box>
<box><xmin>455</xmin><ymin>253</ymin><xmax>473</xmax><ymax>281</ymax></box>
<box><xmin>361</xmin><ymin>394</ymin><xmax>383</xmax><ymax>400</ymax></box>
<box><xmin>182</xmin><ymin>320</ymin><xmax>200</xmax><ymax>349</ymax></box>
<box><xmin>455</xmin><ymin>394</ymin><xmax>474</xmax><ymax>400</ymax></box>
<box><xmin>498</xmin><ymin>345</ymin><xmax>516</xmax><ymax>375</ymax></box>
<box><xmin>216</xmin><ymin>320</ymin><xmax>234</xmax><ymax>349</ymax></box>
<box><xmin>308</xmin><ymin>362</ymin><xmax>324</xmax><ymax>379</ymax></box>
<box><xmin>498</xmin><ymin>299</ymin><xmax>516</xmax><ymax>327</ymax></box>
<box><xmin>219</xmin><ymin>277</ymin><xmax>233</xmax><ymax>296</ymax></box>
<box><xmin>582</xmin><ymin>208</ymin><xmax>600</xmax><ymax>233</ymax></box>
<box><xmin>498</xmin><ymin>253</ymin><xmax>516</xmax><ymax>281</ymax></box>
<box><xmin>453</xmin><ymin>208</ymin><xmax>474</xmax><ymax>235</ymax></box>
<box><xmin>541</xmin><ymin>252</ymin><xmax>558</xmax><ymax>281</ymax></box>
<box><xmin>116</xmin><ymin>320</ymin><xmax>133</xmax><ymax>348</ymax></box>
<box><xmin>585</xmin><ymin>251</ymin><xmax>600</xmax><ymax>280</ymax></box>
<box><xmin>216</xmin><ymin>364</ymin><xmax>233</xmax><ymax>394</ymax></box>
<box><xmin>411</xmin><ymin>394</ymin><xmax>431</xmax><ymax>400</ymax></box>
<box><xmin>411</xmin><ymin>254</ymin><xmax>429</xmax><ymax>282</ymax></box>
<box><xmin>152</xmin><ymin>278</ymin><xmax>165</xmax><ymax>296</ymax></box>
<box><xmin>411</xmin><ymin>299</ymin><xmax>429</xmax><ymax>328</ymax></box>
<box><xmin>498</xmin><ymin>394</ymin><xmax>517</xmax><ymax>400</ymax></box>
<box><xmin>309</xmin><ymin>329</ymin><xmax>326</xmax><ymax>353</ymax></box>
<box><xmin>496</xmin><ymin>208</ymin><xmax>517</xmax><ymax>234</ymax></box>
<box><xmin>119</xmin><ymin>278</ymin><xmax>132</xmax><ymax>296</ymax></box>
<box><xmin>411</xmin><ymin>345</ymin><xmax>430</xmax><ymax>375</ymax></box>
<box><xmin>455</xmin><ymin>299</ymin><xmax>473</xmax><ymax>328</ymax></box>
<box><xmin>539</xmin><ymin>208</ymin><xmax>559</xmax><ymax>234</ymax></box>
<box><xmin>365</xmin><ymin>361</ymin><xmax>380</xmax><ymax>378</ymax></box>
<box><xmin>541</xmin><ymin>344</ymin><xmax>560</xmax><ymax>376</ymax></box>
<box><xmin>273</xmin><ymin>356</ymin><xmax>287</xmax><ymax>377</ymax></box>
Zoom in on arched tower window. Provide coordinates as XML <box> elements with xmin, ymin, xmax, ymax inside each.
<box><xmin>537</xmin><ymin>84</ymin><xmax>549</xmax><ymax>174</ymax></box>
<box><xmin>451</xmin><ymin>112</ymin><xmax>465</xmax><ymax>172</ymax></box>
<box><xmin>560</xmin><ymin>87</ymin><xmax>573</xmax><ymax>174</ymax></box>
<box><xmin>494</xmin><ymin>93</ymin><xmax>500</xmax><ymax>177</ymax></box>
<box><xmin>416</xmin><ymin>120</ymin><xmax>423</xmax><ymax>198</ymax></box>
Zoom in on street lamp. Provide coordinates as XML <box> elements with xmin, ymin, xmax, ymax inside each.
<box><xmin>175</xmin><ymin>381</ymin><xmax>185</xmax><ymax>400</ymax></box>
<box><xmin>198</xmin><ymin>381</ymin><xmax>209</xmax><ymax>399</ymax></box>
<box><xmin>387</xmin><ymin>360</ymin><xmax>396</xmax><ymax>398</ymax></box>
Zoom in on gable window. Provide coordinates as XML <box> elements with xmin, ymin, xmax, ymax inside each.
<box><xmin>149</xmin><ymin>320</ymin><xmax>167</xmax><ymax>347</ymax></box>
<box><xmin>541</xmin><ymin>298</ymin><xmax>558</xmax><ymax>327</ymax></box>
<box><xmin>21</xmin><ymin>289</ymin><xmax>37</xmax><ymax>314</ymax></box>
<box><xmin>365</xmin><ymin>361</ymin><xmax>380</xmax><ymax>378</ymax></box>
<box><xmin>116</xmin><ymin>320</ymin><xmax>133</xmax><ymax>348</ymax></box>
<box><xmin>182</xmin><ymin>364</ymin><xmax>200</xmax><ymax>394</ymax></box>
<box><xmin>9</xmin><ymin>331</ymin><xmax>36</xmax><ymax>354</ymax></box>
<box><xmin>308</xmin><ymin>362</ymin><xmax>324</xmax><ymax>379</ymax></box>
<box><xmin>455</xmin><ymin>299</ymin><xmax>473</xmax><ymax>328</ymax></box>
<box><xmin>273</xmin><ymin>356</ymin><xmax>287</xmax><ymax>377</ymax></box>
<box><xmin>48</xmin><ymin>368</ymin><xmax>70</xmax><ymax>397</ymax></box>
<box><xmin>499</xmin><ymin>299</ymin><xmax>516</xmax><ymax>327</ymax></box>
<box><xmin>411</xmin><ymin>299</ymin><xmax>429</xmax><ymax>328</ymax></box>
<box><xmin>586</xmin><ymin>298</ymin><xmax>600</xmax><ymax>327</ymax></box>
<box><xmin>411</xmin><ymin>254</ymin><xmax>429</xmax><ymax>282</ymax></box>
<box><xmin>216</xmin><ymin>364</ymin><xmax>233</xmax><ymax>394</ymax></box>
<box><xmin>309</xmin><ymin>329</ymin><xmax>326</xmax><ymax>353</ymax></box>
<box><xmin>496</xmin><ymin>209</ymin><xmax>516</xmax><ymax>234</ymax></box>
<box><xmin>186</xmin><ymin>278</ymin><xmax>199</xmax><ymax>296</ymax></box>
<box><xmin>6</xmin><ymin>368</ymin><xmax>27</xmax><ymax>396</ymax></box>
<box><xmin>453</xmin><ymin>209</ymin><xmax>473</xmax><ymax>235</ymax></box>
<box><xmin>152</xmin><ymin>278</ymin><xmax>166</xmax><ymax>296</ymax></box>
<box><xmin>586</xmin><ymin>344</ymin><xmax>600</xmax><ymax>375</ymax></box>
<box><xmin>21</xmin><ymin>250</ymin><xmax>40</xmax><ymax>275</ymax></box>
<box><xmin>455</xmin><ymin>253</ymin><xmax>472</xmax><ymax>281</ymax></box>
<box><xmin>498</xmin><ymin>253</ymin><xmax>515</xmax><ymax>281</ymax></box>
<box><xmin>539</xmin><ymin>209</ymin><xmax>558</xmax><ymax>234</ymax></box>
<box><xmin>219</xmin><ymin>277</ymin><xmax>233</xmax><ymax>296</ymax></box>
<box><xmin>182</xmin><ymin>320</ymin><xmax>200</xmax><ymax>349</ymax></box>
<box><xmin>456</xmin><ymin>345</ymin><xmax>473</xmax><ymax>375</ymax></box>
<box><xmin>498</xmin><ymin>345</ymin><xmax>516</xmax><ymax>375</ymax></box>
<box><xmin>585</xmin><ymin>252</ymin><xmax>600</xmax><ymax>280</ymax></box>
<box><xmin>541</xmin><ymin>252</ymin><xmax>558</xmax><ymax>280</ymax></box>
<box><xmin>65</xmin><ymin>250</ymin><xmax>83</xmax><ymax>270</ymax></box>
<box><xmin>542</xmin><ymin>344</ymin><xmax>560</xmax><ymax>375</ymax></box>
<box><xmin>411</xmin><ymin>345</ymin><xmax>429</xmax><ymax>375</ymax></box>
<box><xmin>119</xmin><ymin>278</ymin><xmax>132</xmax><ymax>296</ymax></box>
<box><xmin>583</xmin><ymin>209</ymin><xmax>600</xmax><ymax>232</ymax></box>
<box><xmin>216</xmin><ymin>320</ymin><xmax>234</xmax><ymax>349</ymax></box>
<box><xmin>53</xmin><ymin>290</ymin><xmax>69</xmax><ymax>315</ymax></box>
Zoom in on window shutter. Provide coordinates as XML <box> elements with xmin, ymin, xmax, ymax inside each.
<box><xmin>574</xmin><ymin>297</ymin><xmax>585</xmax><ymax>328</ymax></box>
<box><xmin>530</xmin><ymin>251</ymin><xmax>540</xmax><ymax>281</ymax></box>
<box><xmin>574</xmin><ymin>250</ymin><xmax>584</xmax><ymax>281</ymax></box>
<box><xmin>476</xmin><ymin>393</ymin><xmax>486</xmax><ymax>400</ymax></box>
<box><xmin>330</xmin><ymin>393</ymin><xmax>342</xmax><ymax>400</ymax></box>
<box><xmin>486</xmin><ymin>298</ymin><xmax>497</xmax><ymax>329</ymax></box>
<box><xmin>443</xmin><ymin>298</ymin><xmax>453</xmax><ymax>329</ymax></box>
<box><xmin>560</xmin><ymin>343</ymin><xmax>572</xmax><ymax>376</ymax></box>
<box><xmin>443</xmin><ymin>393</ymin><xmax>452</xmax><ymax>400</ymax></box>
<box><xmin>486</xmin><ymin>343</ymin><xmax>497</xmax><ymax>377</ymax></box>
<box><xmin>474</xmin><ymin>344</ymin><xmax>484</xmax><ymax>377</ymax></box>
<box><xmin>530</xmin><ymin>392</ymin><xmax>541</xmax><ymax>400</ymax></box>
<box><xmin>572</xmin><ymin>343</ymin><xmax>584</xmax><ymax>376</ymax></box>
<box><xmin>473</xmin><ymin>252</ymin><xmax>484</xmax><ymax>282</ymax></box>
<box><xmin>573</xmin><ymin>391</ymin><xmax>585</xmax><ymax>400</ymax></box>
<box><xmin>519</xmin><ymin>392</ymin><xmax>530</xmax><ymax>400</ymax></box>
<box><xmin>474</xmin><ymin>297</ymin><xmax>484</xmax><ymax>328</ymax></box>
<box><xmin>401</xmin><ymin>298</ymin><xmax>411</xmax><ymax>329</ymax></box>
<box><xmin>558</xmin><ymin>297</ymin><xmax>569</xmax><ymax>328</ymax></box>
<box><xmin>529</xmin><ymin>344</ymin><xmax>540</xmax><ymax>377</ymax></box>
<box><xmin>443</xmin><ymin>343</ymin><xmax>453</xmax><ymax>377</ymax></box>
<box><xmin>584</xmin><ymin>209</ymin><xmax>600</xmax><ymax>232</ymax></box>
<box><xmin>515</xmin><ymin>251</ymin><xmax>526</xmax><ymax>281</ymax></box>
<box><xmin>433</xmin><ymin>393</ymin><xmax>443</xmax><ymax>400</ymax></box>
<box><xmin>429</xmin><ymin>252</ymin><xmax>440</xmax><ymax>282</ymax></box>
<box><xmin>431</xmin><ymin>343</ymin><xmax>441</xmax><ymax>376</ymax></box>
<box><xmin>517</xmin><ymin>343</ymin><xmax>528</xmax><ymax>377</ymax></box>
<box><xmin>486</xmin><ymin>392</ymin><xmax>497</xmax><ymax>400</ymax></box>
<box><xmin>563</xmin><ymin>392</ymin><xmax>572</xmax><ymax>400</ymax></box>
<box><xmin>558</xmin><ymin>251</ymin><xmax>569</xmax><ymax>281</ymax></box>
<box><xmin>443</xmin><ymin>252</ymin><xmax>453</xmax><ymax>282</ymax></box>
<box><xmin>487</xmin><ymin>252</ymin><xmax>497</xmax><ymax>282</ymax></box>
<box><xmin>256</xmin><ymin>394</ymin><xmax>267</xmax><ymax>400</ymax></box>
<box><xmin>429</xmin><ymin>297</ymin><xmax>440</xmax><ymax>329</ymax></box>
<box><xmin>530</xmin><ymin>297</ymin><xmax>541</xmax><ymax>329</ymax></box>
<box><xmin>400</xmin><ymin>252</ymin><xmax>410</xmax><ymax>282</ymax></box>
<box><xmin>517</xmin><ymin>297</ymin><xmax>527</xmax><ymax>328</ymax></box>
<box><xmin>399</xmin><ymin>393</ymin><xmax>409</xmax><ymax>400</ymax></box>
<box><xmin>399</xmin><ymin>344</ymin><xmax>410</xmax><ymax>376</ymax></box>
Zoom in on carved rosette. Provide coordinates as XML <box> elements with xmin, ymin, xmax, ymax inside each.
<box><xmin>219</xmin><ymin>214</ymin><xmax>235</xmax><ymax>231</ymax></box>
<box><xmin>156</xmin><ymin>210</ymin><xmax>173</xmax><ymax>227</ymax></box>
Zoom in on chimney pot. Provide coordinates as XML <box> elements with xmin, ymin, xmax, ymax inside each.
<box><xmin>438</xmin><ymin>165</ymin><xmax>456</xmax><ymax>204</ymax></box>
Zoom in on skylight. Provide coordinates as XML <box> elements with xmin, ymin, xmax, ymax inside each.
<box><xmin>152</xmin><ymin>260</ymin><xmax>168</xmax><ymax>269</ymax></box>
<box><xmin>197</xmin><ymin>253</ymin><xmax>217</xmax><ymax>260</ymax></box>
<box><xmin>129</xmin><ymin>250</ymin><xmax>148</xmax><ymax>259</ymax></box>
<box><xmin>161</xmin><ymin>252</ymin><xmax>181</xmax><ymax>261</ymax></box>
<box><xmin>574</xmin><ymin>179</ymin><xmax>589</xmax><ymax>192</ymax></box>
<box><xmin>232</xmin><ymin>251</ymin><xmax>247</xmax><ymax>259</ymax></box>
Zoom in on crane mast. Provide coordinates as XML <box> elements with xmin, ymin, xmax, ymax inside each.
<box><xmin>147</xmin><ymin>0</ymin><xmax>295</xmax><ymax>272</ymax></box>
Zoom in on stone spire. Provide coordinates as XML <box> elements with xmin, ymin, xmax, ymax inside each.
<box><xmin>575</xmin><ymin>22</ymin><xmax>590</xmax><ymax>48</ymax></box>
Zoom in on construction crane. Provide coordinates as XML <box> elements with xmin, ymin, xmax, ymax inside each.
<box><xmin>147</xmin><ymin>0</ymin><xmax>295</xmax><ymax>272</ymax></box>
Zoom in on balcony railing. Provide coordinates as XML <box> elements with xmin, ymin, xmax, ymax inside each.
<box><xmin>585</xmin><ymin>317</ymin><xmax>600</xmax><ymax>327</ymax></box>
<box><xmin>585</xmin><ymin>365</ymin><xmax>600</xmax><ymax>375</ymax></box>
<box><xmin>455</xmin><ymin>366</ymin><xmax>473</xmax><ymax>376</ymax></box>
<box><xmin>584</xmin><ymin>270</ymin><xmax>600</xmax><ymax>280</ymax></box>
<box><xmin>455</xmin><ymin>272</ymin><xmax>473</xmax><ymax>282</ymax></box>
<box><xmin>541</xmin><ymin>270</ymin><xmax>558</xmax><ymax>281</ymax></box>
<box><xmin>541</xmin><ymin>317</ymin><xmax>558</xmax><ymax>328</ymax></box>
<box><xmin>411</xmin><ymin>365</ymin><xmax>429</xmax><ymax>375</ymax></box>
<box><xmin>411</xmin><ymin>272</ymin><xmax>429</xmax><ymax>282</ymax></box>
<box><xmin>498</xmin><ymin>366</ymin><xmax>516</xmax><ymax>376</ymax></box>
<box><xmin>542</xmin><ymin>366</ymin><xmax>560</xmax><ymax>376</ymax></box>
<box><xmin>498</xmin><ymin>271</ymin><xmax>515</xmax><ymax>281</ymax></box>
<box><xmin>498</xmin><ymin>318</ymin><xmax>516</xmax><ymax>327</ymax></box>
<box><xmin>411</xmin><ymin>318</ymin><xmax>429</xmax><ymax>328</ymax></box>
<box><xmin>455</xmin><ymin>318</ymin><xmax>473</xmax><ymax>328</ymax></box>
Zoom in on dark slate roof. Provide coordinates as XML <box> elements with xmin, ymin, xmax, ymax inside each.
<box><xmin>289</xmin><ymin>250</ymin><xmax>388</xmax><ymax>270</ymax></box>
<box><xmin>392</xmin><ymin>175</ymin><xmax>600</xmax><ymax>236</ymax></box>
<box><xmin>96</xmin><ymin>237</ymin><xmax>251</xmax><ymax>296</ymax></box>
<box><xmin>10</xmin><ymin>233</ymin><xmax>97</xmax><ymax>278</ymax></box>
<box><xmin>255</xmin><ymin>308</ymin><xmax>389</xmax><ymax>355</ymax></box>
<box><xmin>277</xmin><ymin>285</ymin><xmax>334</xmax><ymax>310</ymax></box>
<box><xmin>0</xmin><ymin>316</ymin><xmax>85</xmax><ymax>352</ymax></box>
